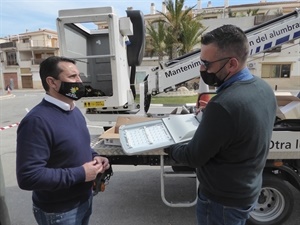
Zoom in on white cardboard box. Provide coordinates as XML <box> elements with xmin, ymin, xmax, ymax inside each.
<box><xmin>275</xmin><ymin>92</ymin><xmax>300</xmax><ymax>119</ymax></box>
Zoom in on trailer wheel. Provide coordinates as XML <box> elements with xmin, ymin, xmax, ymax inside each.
<box><xmin>247</xmin><ymin>174</ymin><xmax>293</xmax><ymax>225</ymax></box>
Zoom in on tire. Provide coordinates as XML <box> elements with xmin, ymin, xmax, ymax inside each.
<box><xmin>247</xmin><ymin>173</ymin><xmax>293</xmax><ymax>225</ymax></box>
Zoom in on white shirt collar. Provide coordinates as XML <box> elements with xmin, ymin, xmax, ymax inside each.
<box><xmin>44</xmin><ymin>94</ymin><xmax>75</xmax><ymax>111</ymax></box>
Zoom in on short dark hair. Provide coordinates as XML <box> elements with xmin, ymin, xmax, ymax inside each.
<box><xmin>39</xmin><ymin>56</ymin><xmax>76</xmax><ymax>91</ymax></box>
<box><xmin>201</xmin><ymin>25</ymin><xmax>249</xmax><ymax>63</ymax></box>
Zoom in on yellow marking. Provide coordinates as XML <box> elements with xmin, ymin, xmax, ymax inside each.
<box><xmin>83</xmin><ymin>101</ymin><xmax>105</xmax><ymax>108</ymax></box>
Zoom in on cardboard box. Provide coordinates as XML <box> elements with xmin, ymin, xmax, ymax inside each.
<box><xmin>113</xmin><ymin>116</ymin><xmax>157</xmax><ymax>134</ymax></box>
<box><xmin>275</xmin><ymin>92</ymin><xmax>300</xmax><ymax>120</ymax></box>
<box><xmin>100</xmin><ymin>127</ymin><xmax>121</xmax><ymax>146</ymax></box>
<box><xmin>100</xmin><ymin>116</ymin><xmax>157</xmax><ymax>146</ymax></box>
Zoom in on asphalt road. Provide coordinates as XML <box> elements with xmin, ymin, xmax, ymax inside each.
<box><xmin>0</xmin><ymin>90</ymin><xmax>299</xmax><ymax>225</ymax></box>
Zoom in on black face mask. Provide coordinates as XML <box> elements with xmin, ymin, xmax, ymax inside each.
<box><xmin>200</xmin><ymin>60</ymin><xmax>230</xmax><ymax>87</ymax></box>
<box><xmin>58</xmin><ymin>81</ymin><xmax>85</xmax><ymax>100</ymax></box>
<box><xmin>200</xmin><ymin>71</ymin><xmax>221</xmax><ymax>87</ymax></box>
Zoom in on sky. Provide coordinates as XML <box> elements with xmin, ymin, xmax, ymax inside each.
<box><xmin>0</xmin><ymin>0</ymin><xmax>291</xmax><ymax>38</ymax></box>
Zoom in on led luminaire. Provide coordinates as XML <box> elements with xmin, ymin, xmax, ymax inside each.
<box><xmin>119</xmin><ymin>114</ymin><xmax>201</xmax><ymax>155</ymax></box>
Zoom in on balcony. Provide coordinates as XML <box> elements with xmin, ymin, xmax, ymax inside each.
<box><xmin>31</xmin><ymin>58</ymin><xmax>45</xmax><ymax>65</ymax></box>
<box><xmin>0</xmin><ymin>42</ymin><xmax>16</xmax><ymax>49</ymax></box>
<box><xmin>18</xmin><ymin>60</ymin><xmax>32</xmax><ymax>68</ymax></box>
<box><xmin>254</xmin><ymin>15</ymin><xmax>279</xmax><ymax>25</ymax></box>
<box><xmin>17</xmin><ymin>40</ymin><xmax>59</xmax><ymax>51</ymax></box>
<box><xmin>17</xmin><ymin>42</ymin><xmax>31</xmax><ymax>50</ymax></box>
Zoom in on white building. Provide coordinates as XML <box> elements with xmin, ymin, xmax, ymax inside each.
<box><xmin>0</xmin><ymin>29</ymin><xmax>59</xmax><ymax>89</ymax></box>
<box><xmin>141</xmin><ymin>0</ymin><xmax>300</xmax><ymax>90</ymax></box>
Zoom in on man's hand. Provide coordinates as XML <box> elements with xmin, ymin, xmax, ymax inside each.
<box><xmin>93</xmin><ymin>156</ymin><xmax>110</xmax><ymax>173</ymax></box>
<box><xmin>82</xmin><ymin>160</ymin><xmax>104</xmax><ymax>182</ymax></box>
<box><xmin>163</xmin><ymin>144</ymin><xmax>186</xmax><ymax>163</ymax></box>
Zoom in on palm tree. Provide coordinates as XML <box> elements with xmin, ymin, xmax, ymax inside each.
<box><xmin>246</xmin><ymin>9</ymin><xmax>252</xmax><ymax>16</ymax></box>
<box><xmin>252</xmin><ymin>8</ymin><xmax>260</xmax><ymax>15</ymax></box>
<box><xmin>179</xmin><ymin>14</ymin><xmax>206</xmax><ymax>55</ymax></box>
<box><xmin>148</xmin><ymin>0</ymin><xmax>205</xmax><ymax>59</ymax></box>
<box><xmin>146</xmin><ymin>21</ymin><xmax>167</xmax><ymax>61</ymax></box>
<box><xmin>228</xmin><ymin>8</ymin><xmax>236</xmax><ymax>17</ymax></box>
<box><xmin>161</xmin><ymin>0</ymin><xmax>197</xmax><ymax>59</ymax></box>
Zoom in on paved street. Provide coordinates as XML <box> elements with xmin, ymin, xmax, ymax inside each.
<box><xmin>0</xmin><ymin>89</ymin><xmax>300</xmax><ymax>225</ymax></box>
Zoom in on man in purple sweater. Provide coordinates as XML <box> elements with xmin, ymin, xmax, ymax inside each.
<box><xmin>16</xmin><ymin>56</ymin><xmax>110</xmax><ymax>225</ymax></box>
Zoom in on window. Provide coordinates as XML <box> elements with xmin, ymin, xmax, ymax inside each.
<box><xmin>281</xmin><ymin>64</ymin><xmax>291</xmax><ymax>78</ymax></box>
<box><xmin>6</xmin><ymin>52</ymin><xmax>18</xmax><ymax>66</ymax></box>
<box><xmin>261</xmin><ymin>64</ymin><xmax>291</xmax><ymax>78</ymax></box>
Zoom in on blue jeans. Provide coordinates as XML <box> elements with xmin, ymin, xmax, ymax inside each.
<box><xmin>196</xmin><ymin>193</ymin><xmax>255</xmax><ymax>225</ymax></box>
<box><xmin>33</xmin><ymin>195</ymin><xmax>93</xmax><ymax>225</ymax></box>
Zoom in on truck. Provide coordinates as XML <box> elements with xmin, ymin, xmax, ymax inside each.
<box><xmin>56</xmin><ymin>7</ymin><xmax>300</xmax><ymax>225</ymax></box>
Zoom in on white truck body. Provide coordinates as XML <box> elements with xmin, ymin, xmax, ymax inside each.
<box><xmin>56</xmin><ymin>7</ymin><xmax>300</xmax><ymax>225</ymax></box>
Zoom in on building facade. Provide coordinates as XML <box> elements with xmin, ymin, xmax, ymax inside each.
<box><xmin>200</xmin><ymin>0</ymin><xmax>300</xmax><ymax>90</ymax></box>
<box><xmin>0</xmin><ymin>29</ymin><xmax>59</xmax><ymax>90</ymax></box>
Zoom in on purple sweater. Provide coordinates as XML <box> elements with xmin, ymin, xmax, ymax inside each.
<box><xmin>16</xmin><ymin>99</ymin><xmax>98</xmax><ymax>213</ymax></box>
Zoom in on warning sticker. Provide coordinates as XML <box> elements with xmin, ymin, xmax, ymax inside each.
<box><xmin>83</xmin><ymin>101</ymin><xmax>105</xmax><ymax>108</ymax></box>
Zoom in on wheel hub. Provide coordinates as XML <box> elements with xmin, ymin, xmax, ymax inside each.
<box><xmin>250</xmin><ymin>187</ymin><xmax>285</xmax><ymax>222</ymax></box>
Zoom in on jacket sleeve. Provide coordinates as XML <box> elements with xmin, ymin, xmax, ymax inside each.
<box><xmin>16</xmin><ymin>116</ymin><xmax>86</xmax><ymax>191</ymax></box>
<box><xmin>169</xmin><ymin>102</ymin><xmax>235</xmax><ymax>168</ymax></box>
